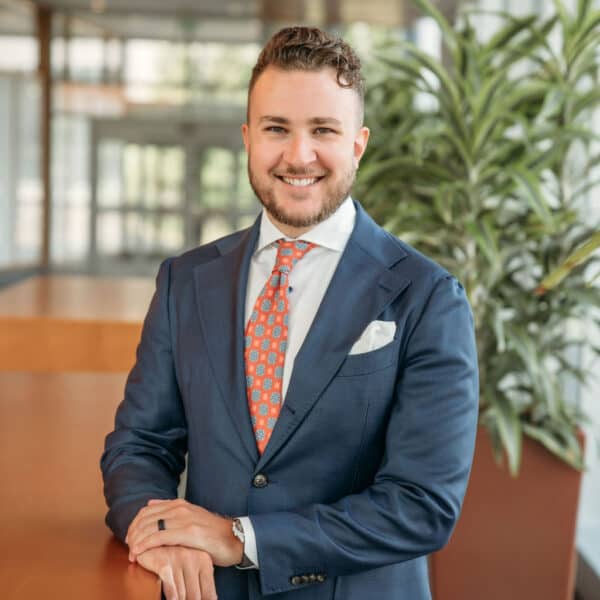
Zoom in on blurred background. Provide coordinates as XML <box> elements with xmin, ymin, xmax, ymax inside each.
<box><xmin>0</xmin><ymin>0</ymin><xmax>598</xmax><ymax>597</ymax></box>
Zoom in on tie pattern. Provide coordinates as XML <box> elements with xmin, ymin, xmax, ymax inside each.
<box><xmin>245</xmin><ymin>239</ymin><xmax>315</xmax><ymax>454</ymax></box>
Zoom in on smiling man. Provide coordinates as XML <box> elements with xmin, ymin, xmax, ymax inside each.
<box><xmin>102</xmin><ymin>27</ymin><xmax>478</xmax><ymax>600</ymax></box>
<box><xmin>242</xmin><ymin>65</ymin><xmax>368</xmax><ymax>235</ymax></box>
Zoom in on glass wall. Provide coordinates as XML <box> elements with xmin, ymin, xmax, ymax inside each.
<box><xmin>48</xmin><ymin>30</ymin><xmax>261</xmax><ymax>274</ymax></box>
<box><xmin>0</xmin><ymin>6</ymin><xmax>42</xmax><ymax>271</ymax></box>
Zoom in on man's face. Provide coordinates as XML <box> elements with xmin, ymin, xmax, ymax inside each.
<box><xmin>241</xmin><ymin>66</ymin><xmax>370</xmax><ymax>237</ymax></box>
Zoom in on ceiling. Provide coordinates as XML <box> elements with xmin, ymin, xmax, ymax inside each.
<box><xmin>0</xmin><ymin>0</ymin><xmax>459</xmax><ymax>41</ymax></box>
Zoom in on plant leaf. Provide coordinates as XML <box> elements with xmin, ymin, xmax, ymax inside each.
<box><xmin>510</xmin><ymin>166</ymin><xmax>554</xmax><ymax>228</ymax></box>
<box><xmin>522</xmin><ymin>423</ymin><xmax>584</xmax><ymax>469</ymax></box>
<box><xmin>494</xmin><ymin>397</ymin><xmax>523</xmax><ymax>476</ymax></box>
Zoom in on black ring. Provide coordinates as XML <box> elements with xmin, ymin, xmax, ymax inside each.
<box><xmin>158</xmin><ymin>518</ymin><xmax>166</xmax><ymax>531</ymax></box>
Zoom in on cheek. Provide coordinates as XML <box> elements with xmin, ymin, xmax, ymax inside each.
<box><xmin>250</xmin><ymin>142</ymin><xmax>281</xmax><ymax>173</ymax></box>
<box><xmin>323</xmin><ymin>145</ymin><xmax>357</xmax><ymax>173</ymax></box>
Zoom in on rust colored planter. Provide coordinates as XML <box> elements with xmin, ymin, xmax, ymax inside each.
<box><xmin>429</xmin><ymin>426</ymin><xmax>583</xmax><ymax>600</ymax></box>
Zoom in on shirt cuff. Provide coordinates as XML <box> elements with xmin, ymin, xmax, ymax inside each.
<box><xmin>238</xmin><ymin>516</ymin><xmax>259</xmax><ymax>568</ymax></box>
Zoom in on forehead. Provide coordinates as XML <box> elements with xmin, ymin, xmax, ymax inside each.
<box><xmin>248</xmin><ymin>66</ymin><xmax>361</xmax><ymax>125</ymax></box>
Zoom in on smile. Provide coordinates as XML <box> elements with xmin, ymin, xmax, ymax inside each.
<box><xmin>276</xmin><ymin>175</ymin><xmax>324</xmax><ymax>187</ymax></box>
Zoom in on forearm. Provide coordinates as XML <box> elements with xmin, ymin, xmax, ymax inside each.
<box><xmin>251</xmin><ymin>467</ymin><xmax>469</xmax><ymax>594</ymax></box>
<box><xmin>101</xmin><ymin>257</ymin><xmax>187</xmax><ymax>542</ymax></box>
<box><xmin>101</xmin><ymin>456</ymin><xmax>181</xmax><ymax>541</ymax></box>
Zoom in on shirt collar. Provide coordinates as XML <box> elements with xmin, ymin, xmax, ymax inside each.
<box><xmin>255</xmin><ymin>196</ymin><xmax>356</xmax><ymax>254</ymax></box>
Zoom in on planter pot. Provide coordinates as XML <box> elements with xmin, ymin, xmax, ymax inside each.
<box><xmin>429</xmin><ymin>425</ymin><xmax>583</xmax><ymax>600</ymax></box>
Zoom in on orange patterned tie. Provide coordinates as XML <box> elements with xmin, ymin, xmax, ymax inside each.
<box><xmin>245</xmin><ymin>239</ymin><xmax>315</xmax><ymax>454</ymax></box>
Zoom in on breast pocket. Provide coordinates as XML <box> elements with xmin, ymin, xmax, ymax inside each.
<box><xmin>336</xmin><ymin>338</ymin><xmax>400</xmax><ymax>377</ymax></box>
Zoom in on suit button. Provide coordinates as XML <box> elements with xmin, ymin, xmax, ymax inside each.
<box><xmin>252</xmin><ymin>473</ymin><xmax>268</xmax><ymax>488</ymax></box>
<box><xmin>290</xmin><ymin>576</ymin><xmax>301</xmax><ymax>585</ymax></box>
<box><xmin>308</xmin><ymin>574</ymin><xmax>317</xmax><ymax>583</ymax></box>
<box><xmin>316</xmin><ymin>574</ymin><xmax>326</xmax><ymax>583</ymax></box>
<box><xmin>300</xmin><ymin>575</ymin><xmax>310</xmax><ymax>584</ymax></box>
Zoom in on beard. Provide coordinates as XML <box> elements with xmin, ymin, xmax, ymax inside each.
<box><xmin>247</xmin><ymin>162</ymin><xmax>356</xmax><ymax>230</ymax></box>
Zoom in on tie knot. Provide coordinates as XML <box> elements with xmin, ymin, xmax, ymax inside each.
<box><xmin>274</xmin><ymin>239</ymin><xmax>315</xmax><ymax>274</ymax></box>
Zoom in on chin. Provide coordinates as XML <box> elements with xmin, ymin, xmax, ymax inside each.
<box><xmin>250</xmin><ymin>170</ymin><xmax>353</xmax><ymax>230</ymax></box>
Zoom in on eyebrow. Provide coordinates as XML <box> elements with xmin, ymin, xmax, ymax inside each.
<box><xmin>258</xmin><ymin>116</ymin><xmax>343</xmax><ymax>127</ymax></box>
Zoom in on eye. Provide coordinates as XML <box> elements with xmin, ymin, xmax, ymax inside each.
<box><xmin>314</xmin><ymin>127</ymin><xmax>335</xmax><ymax>135</ymax></box>
<box><xmin>265</xmin><ymin>126</ymin><xmax>286</xmax><ymax>134</ymax></box>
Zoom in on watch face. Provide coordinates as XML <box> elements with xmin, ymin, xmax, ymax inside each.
<box><xmin>232</xmin><ymin>519</ymin><xmax>245</xmax><ymax>543</ymax></box>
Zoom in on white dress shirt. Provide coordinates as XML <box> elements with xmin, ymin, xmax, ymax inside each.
<box><xmin>238</xmin><ymin>196</ymin><xmax>356</xmax><ymax>568</ymax></box>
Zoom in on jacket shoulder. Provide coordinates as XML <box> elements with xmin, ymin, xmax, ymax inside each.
<box><xmin>355</xmin><ymin>204</ymin><xmax>451</xmax><ymax>284</ymax></box>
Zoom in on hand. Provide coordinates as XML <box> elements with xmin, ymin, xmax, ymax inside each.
<box><xmin>126</xmin><ymin>499</ymin><xmax>243</xmax><ymax>567</ymax></box>
<box><xmin>135</xmin><ymin>546</ymin><xmax>217</xmax><ymax>600</ymax></box>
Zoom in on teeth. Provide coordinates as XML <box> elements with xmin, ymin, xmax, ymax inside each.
<box><xmin>282</xmin><ymin>177</ymin><xmax>318</xmax><ymax>186</ymax></box>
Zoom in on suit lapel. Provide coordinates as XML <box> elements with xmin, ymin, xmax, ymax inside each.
<box><xmin>193</xmin><ymin>220</ymin><xmax>261</xmax><ymax>465</ymax></box>
<box><xmin>256</xmin><ymin>204</ymin><xmax>411</xmax><ymax>471</ymax></box>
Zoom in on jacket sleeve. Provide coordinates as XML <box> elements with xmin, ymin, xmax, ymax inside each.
<box><xmin>251</xmin><ymin>275</ymin><xmax>479</xmax><ymax>595</ymax></box>
<box><xmin>100</xmin><ymin>258</ymin><xmax>186</xmax><ymax>542</ymax></box>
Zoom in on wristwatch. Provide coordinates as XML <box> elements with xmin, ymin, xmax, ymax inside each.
<box><xmin>232</xmin><ymin>518</ymin><xmax>254</xmax><ymax>569</ymax></box>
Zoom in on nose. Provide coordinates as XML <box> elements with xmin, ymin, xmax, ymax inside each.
<box><xmin>282</xmin><ymin>132</ymin><xmax>317</xmax><ymax>167</ymax></box>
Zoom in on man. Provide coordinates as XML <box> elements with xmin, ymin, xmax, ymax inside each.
<box><xmin>101</xmin><ymin>26</ymin><xmax>478</xmax><ymax>600</ymax></box>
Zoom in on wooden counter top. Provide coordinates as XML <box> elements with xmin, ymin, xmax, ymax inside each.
<box><xmin>0</xmin><ymin>276</ymin><xmax>155</xmax><ymax>372</ymax></box>
<box><xmin>0</xmin><ymin>372</ymin><xmax>160</xmax><ymax>599</ymax></box>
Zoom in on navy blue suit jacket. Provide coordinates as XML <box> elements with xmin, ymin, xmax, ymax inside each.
<box><xmin>101</xmin><ymin>201</ymin><xmax>479</xmax><ymax>599</ymax></box>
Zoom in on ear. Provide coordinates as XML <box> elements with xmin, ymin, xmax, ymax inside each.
<box><xmin>241</xmin><ymin>123</ymin><xmax>250</xmax><ymax>153</ymax></box>
<box><xmin>353</xmin><ymin>126</ymin><xmax>370</xmax><ymax>168</ymax></box>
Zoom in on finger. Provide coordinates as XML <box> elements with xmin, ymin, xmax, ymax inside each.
<box><xmin>174</xmin><ymin>566</ymin><xmax>187</xmax><ymax>600</ymax></box>
<box><xmin>129</xmin><ymin>504</ymin><xmax>183</xmax><ymax>544</ymax></box>
<box><xmin>127</xmin><ymin>509</ymin><xmax>153</xmax><ymax>547</ymax></box>
<box><xmin>182</xmin><ymin>562</ymin><xmax>202</xmax><ymax>600</ymax></box>
<box><xmin>128</xmin><ymin>502</ymin><xmax>165</xmax><ymax>539</ymax></box>
<box><xmin>198</xmin><ymin>559</ymin><xmax>217</xmax><ymax>600</ymax></box>
<box><xmin>129</xmin><ymin>511</ymin><xmax>182</xmax><ymax>550</ymax></box>
<box><xmin>127</xmin><ymin>511</ymin><xmax>141</xmax><ymax>537</ymax></box>
<box><xmin>129</xmin><ymin>501</ymin><xmax>200</xmax><ymax>549</ymax></box>
<box><xmin>132</xmin><ymin>528</ymin><xmax>200</xmax><ymax>556</ymax></box>
<box><xmin>129</xmin><ymin>514</ymin><xmax>194</xmax><ymax>553</ymax></box>
<box><xmin>130</xmin><ymin>504</ymin><xmax>173</xmax><ymax>536</ymax></box>
<box><xmin>161</xmin><ymin>566</ymin><xmax>178</xmax><ymax>600</ymax></box>
<box><xmin>131</xmin><ymin>501</ymin><xmax>179</xmax><ymax>531</ymax></box>
<box><xmin>148</xmin><ymin>498</ymin><xmax>171</xmax><ymax>506</ymax></box>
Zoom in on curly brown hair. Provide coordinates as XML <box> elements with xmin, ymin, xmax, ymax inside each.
<box><xmin>248</xmin><ymin>26</ymin><xmax>365</xmax><ymax>108</ymax></box>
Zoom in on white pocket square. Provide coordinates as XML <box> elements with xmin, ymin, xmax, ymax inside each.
<box><xmin>349</xmin><ymin>320</ymin><xmax>396</xmax><ymax>355</ymax></box>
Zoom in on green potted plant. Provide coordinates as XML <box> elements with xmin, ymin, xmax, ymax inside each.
<box><xmin>537</xmin><ymin>230</ymin><xmax>600</xmax><ymax>293</ymax></box>
<box><xmin>356</xmin><ymin>0</ymin><xmax>600</xmax><ymax>598</ymax></box>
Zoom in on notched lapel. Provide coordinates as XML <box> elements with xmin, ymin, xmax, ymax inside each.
<box><xmin>256</xmin><ymin>229</ymin><xmax>411</xmax><ymax>471</ymax></box>
<box><xmin>193</xmin><ymin>225</ymin><xmax>260</xmax><ymax>465</ymax></box>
